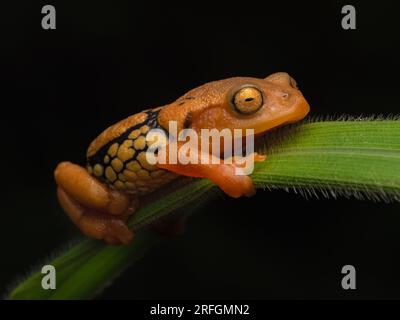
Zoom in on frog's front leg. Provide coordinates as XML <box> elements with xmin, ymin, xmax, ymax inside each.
<box><xmin>54</xmin><ymin>162</ymin><xmax>137</xmax><ymax>245</ymax></box>
<box><xmin>157</xmin><ymin>144</ymin><xmax>265</xmax><ymax>198</ymax></box>
<box><xmin>160</xmin><ymin>160</ymin><xmax>255</xmax><ymax>198</ymax></box>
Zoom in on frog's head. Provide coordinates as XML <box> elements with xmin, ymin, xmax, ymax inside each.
<box><xmin>158</xmin><ymin>72</ymin><xmax>310</xmax><ymax>136</ymax></box>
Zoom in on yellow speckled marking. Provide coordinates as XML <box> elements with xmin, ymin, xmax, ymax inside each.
<box><xmin>137</xmin><ymin>169</ymin><xmax>151</xmax><ymax>180</ymax></box>
<box><xmin>111</xmin><ymin>158</ymin><xmax>123</xmax><ymax>172</ymax></box>
<box><xmin>133</xmin><ymin>136</ymin><xmax>146</xmax><ymax>150</ymax></box>
<box><xmin>126</xmin><ymin>160</ymin><xmax>141</xmax><ymax>172</ymax></box>
<box><xmin>140</xmin><ymin>125</ymin><xmax>150</xmax><ymax>134</ymax></box>
<box><xmin>86</xmin><ymin>112</ymin><xmax>179</xmax><ymax>194</ymax></box>
<box><xmin>105</xmin><ymin>166</ymin><xmax>117</xmax><ymax>182</ymax></box>
<box><xmin>114</xmin><ymin>180</ymin><xmax>126</xmax><ymax>190</ymax></box>
<box><xmin>122</xmin><ymin>139</ymin><xmax>133</xmax><ymax>148</ymax></box>
<box><xmin>123</xmin><ymin>169</ymin><xmax>137</xmax><ymax>182</ymax></box>
<box><xmin>117</xmin><ymin>146</ymin><xmax>135</xmax><ymax>162</ymax></box>
<box><xmin>108</xmin><ymin>143</ymin><xmax>119</xmax><ymax>157</ymax></box>
<box><xmin>93</xmin><ymin>164</ymin><xmax>104</xmax><ymax>177</ymax></box>
<box><xmin>137</xmin><ymin>151</ymin><xmax>157</xmax><ymax>171</ymax></box>
<box><xmin>128</xmin><ymin>129</ymin><xmax>141</xmax><ymax>140</ymax></box>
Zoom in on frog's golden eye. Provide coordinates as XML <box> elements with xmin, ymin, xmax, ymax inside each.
<box><xmin>231</xmin><ymin>86</ymin><xmax>263</xmax><ymax>114</ymax></box>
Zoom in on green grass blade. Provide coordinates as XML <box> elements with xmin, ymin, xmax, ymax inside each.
<box><xmin>255</xmin><ymin>120</ymin><xmax>400</xmax><ymax>200</ymax></box>
<box><xmin>8</xmin><ymin>180</ymin><xmax>215</xmax><ymax>300</ymax></box>
<box><xmin>7</xmin><ymin>119</ymin><xmax>400</xmax><ymax>299</ymax></box>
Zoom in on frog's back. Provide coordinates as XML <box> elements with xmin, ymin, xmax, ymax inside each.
<box><xmin>86</xmin><ymin>109</ymin><xmax>177</xmax><ymax>195</ymax></box>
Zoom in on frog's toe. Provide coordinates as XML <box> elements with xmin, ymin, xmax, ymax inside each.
<box><xmin>215</xmin><ymin>167</ymin><xmax>256</xmax><ymax>198</ymax></box>
<box><xmin>231</xmin><ymin>176</ymin><xmax>256</xmax><ymax>198</ymax></box>
<box><xmin>254</xmin><ymin>152</ymin><xmax>267</xmax><ymax>162</ymax></box>
<box><xmin>105</xmin><ymin>218</ymin><xmax>134</xmax><ymax>245</ymax></box>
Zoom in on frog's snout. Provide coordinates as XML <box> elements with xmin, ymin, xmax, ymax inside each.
<box><xmin>292</xmin><ymin>94</ymin><xmax>310</xmax><ymax>122</ymax></box>
<box><xmin>265</xmin><ymin>72</ymin><xmax>298</xmax><ymax>89</ymax></box>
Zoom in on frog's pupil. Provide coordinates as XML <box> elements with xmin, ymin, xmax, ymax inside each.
<box><xmin>245</xmin><ymin>97</ymin><xmax>254</xmax><ymax>102</ymax></box>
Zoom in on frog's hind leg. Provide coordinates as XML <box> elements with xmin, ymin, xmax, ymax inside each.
<box><xmin>54</xmin><ymin>162</ymin><xmax>137</xmax><ymax>245</ymax></box>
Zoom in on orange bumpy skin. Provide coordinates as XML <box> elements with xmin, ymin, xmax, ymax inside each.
<box><xmin>54</xmin><ymin>72</ymin><xmax>310</xmax><ymax>245</ymax></box>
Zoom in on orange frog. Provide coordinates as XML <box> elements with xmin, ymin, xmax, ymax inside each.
<box><xmin>54</xmin><ymin>72</ymin><xmax>310</xmax><ymax>245</ymax></box>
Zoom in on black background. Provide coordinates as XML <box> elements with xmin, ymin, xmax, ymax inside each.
<box><xmin>1</xmin><ymin>0</ymin><xmax>400</xmax><ymax>299</ymax></box>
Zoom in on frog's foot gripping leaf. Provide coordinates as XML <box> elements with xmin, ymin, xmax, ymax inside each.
<box><xmin>54</xmin><ymin>162</ymin><xmax>137</xmax><ymax>245</ymax></box>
